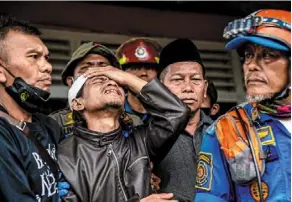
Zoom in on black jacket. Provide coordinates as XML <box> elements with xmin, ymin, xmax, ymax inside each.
<box><xmin>57</xmin><ymin>79</ymin><xmax>189</xmax><ymax>202</ymax></box>
<box><xmin>0</xmin><ymin>106</ymin><xmax>62</xmax><ymax>202</ymax></box>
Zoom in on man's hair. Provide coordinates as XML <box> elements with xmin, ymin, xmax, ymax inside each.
<box><xmin>0</xmin><ymin>16</ymin><xmax>41</xmax><ymax>59</ymax></box>
<box><xmin>207</xmin><ymin>81</ymin><xmax>218</xmax><ymax>106</ymax></box>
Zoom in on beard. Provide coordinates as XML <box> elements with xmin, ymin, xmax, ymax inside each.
<box><xmin>246</xmin><ymin>93</ymin><xmax>274</xmax><ymax>103</ymax></box>
<box><xmin>98</xmin><ymin>101</ymin><xmax>124</xmax><ymax>112</ymax></box>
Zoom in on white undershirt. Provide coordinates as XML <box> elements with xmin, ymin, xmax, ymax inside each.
<box><xmin>278</xmin><ymin>119</ymin><xmax>292</xmax><ymax>134</ymax></box>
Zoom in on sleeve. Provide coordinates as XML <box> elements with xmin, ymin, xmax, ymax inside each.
<box><xmin>58</xmin><ymin>169</ymin><xmax>80</xmax><ymax>202</ymax></box>
<box><xmin>136</xmin><ymin>78</ymin><xmax>189</xmax><ymax>164</ymax></box>
<box><xmin>41</xmin><ymin>114</ymin><xmax>65</xmax><ymax>144</ymax></box>
<box><xmin>0</xmin><ymin>120</ymin><xmax>37</xmax><ymax>202</ymax></box>
<box><xmin>194</xmin><ymin>125</ymin><xmax>234</xmax><ymax>202</ymax></box>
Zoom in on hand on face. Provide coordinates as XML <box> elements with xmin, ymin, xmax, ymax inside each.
<box><xmin>83</xmin><ymin>66</ymin><xmax>148</xmax><ymax>94</ymax></box>
<box><xmin>83</xmin><ymin>66</ymin><xmax>129</xmax><ymax>86</ymax></box>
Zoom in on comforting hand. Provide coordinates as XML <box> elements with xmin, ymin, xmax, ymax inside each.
<box><xmin>150</xmin><ymin>162</ymin><xmax>161</xmax><ymax>191</ymax></box>
<box><xmin>140</xmin><ymin>193</ymin><xmax>178</xmax><ymax>202</ymax></box>
<box><xmin>58</xmin><ymin>172</ymin><xmax>70</xmax><ymax>202</ymax></box>
<box><xmin>151</xmin><ymin>173</ymin><xmax>161</xmax><ymax>191</ymax></box>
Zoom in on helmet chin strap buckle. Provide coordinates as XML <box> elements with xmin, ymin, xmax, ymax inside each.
<box><xmin>272</xmin><ymin>85</ymin><xmax>290</xmax><ymax>102</ymax></box>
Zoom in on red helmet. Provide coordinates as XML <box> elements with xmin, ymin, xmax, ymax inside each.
<box><xmin>116</xmin><ymin>38</ymin><xmax>161</xmax><ymax>68</ymax></box>
<box><xmin>223</xmin><ymin>9</ymin><xmax>291</xmax><ymax>51</ymax></box>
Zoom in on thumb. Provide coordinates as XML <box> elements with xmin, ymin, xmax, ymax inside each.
<box><xmin>156</xmin><ymin>193</ymin><xmax>174</xmax><ymax>199</ymax></box>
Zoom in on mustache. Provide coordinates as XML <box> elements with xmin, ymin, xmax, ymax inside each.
<box><xmin>244</xmin><ymin>73</ymin><xmax>266</xmax><ymax>83</ymax></box>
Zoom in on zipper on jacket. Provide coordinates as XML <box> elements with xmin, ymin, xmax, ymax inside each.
<box><xmin>128</xmin><ymin>156</ymin><xmax>149</xmax><ymax>170</ymax></box>
<box><xmin>109</xmin><ymin>144</ymin><xmax>128</xmax><ymax>201</ymax></box>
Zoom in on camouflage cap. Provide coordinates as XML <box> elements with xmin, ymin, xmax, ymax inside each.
<box><xmin>61</xmin><ymin>42</ymin><xmax>120</xmax><ymax>86</ymax></box>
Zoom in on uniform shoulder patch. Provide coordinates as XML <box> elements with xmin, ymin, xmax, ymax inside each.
<box><xmin>257</xmin><ymin>125</ymin><xmax>275</xmax><ymax>145</ymax></box>
<box><xmin>195</xmin><ymin>152</ymin><xmax>213</xmax><ymax>191</ymax></box>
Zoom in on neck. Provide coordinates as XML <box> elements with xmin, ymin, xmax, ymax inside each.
<box><xmin>127</xmin><ymin>92</ymin><xmax>147</xmax><ymax>114</ymax></box>
<box><xmin>185</xmin><ymin>109</ymin><xmax>201</xmax><ymax>136</ymax></box>
<box><xmin>85</xmin><ymin>110</ymin><xmax>120</xmax><ymax>133</ymax></box>
<box><xmin>278</xmin><ymin>93</ymin><xmax>291</xmax><ymax>105</ymax></box>
<box><xmin>0</xmin><ymin>88</ymin><xmax>32</xmax><ymax>122</ymax></box>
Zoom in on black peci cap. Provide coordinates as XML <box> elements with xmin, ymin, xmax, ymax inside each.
<box><xmin>159</xmin><ymin>38</ymin><xmax>205</xmax><ymax>76</ymax></box>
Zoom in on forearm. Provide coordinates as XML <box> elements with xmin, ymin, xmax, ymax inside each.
<box><xmin>138</xmin><ymin>78</ymin><xmax>189</xmax><ymax>134</ymax></box>
<box><xmin>137</xmin><ymin>78</ymin><xmax>189</xmax><ymax>163</ymax></box>
<box><xmin>125</xmin><ymin>73</ymin><xmax>148</xmax><ymax>93</ymax></box>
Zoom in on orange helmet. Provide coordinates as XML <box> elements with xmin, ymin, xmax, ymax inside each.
<box><xmin>116</xmin><ymin>37</ymin><xmax>161</xmax><ymax>69</ymax></box>
<box><xmin>223</xmin><ymin>9</ymin><xmax>291</xmax><ymax>51</ymax></box>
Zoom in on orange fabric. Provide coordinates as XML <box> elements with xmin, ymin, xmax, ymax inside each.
<box><xmin>257</xmin><ymin>9</ymin><xmax>291</xmax><ymax>23</ymax></box>
<box><xmin>216</xmin><ymin>107</ymin><xmax>263</xmax><ymax>172</ymax></box>
<box><xmin>253</xmin><ymin>9</ymin><xmax>291</xmax><ymax>46</ymax></box>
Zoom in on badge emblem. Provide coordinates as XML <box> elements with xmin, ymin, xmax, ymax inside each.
<box><xmin>135</xmin><ymin>46</ymin><xmax>149</xmax><ymax>60</ymax></box>
<box><xmin>195</xmin><ymin>152</ymin><xmax>213</xmax><ymax>191</ymax></box>
<box><xmin>20</xmin><ymin>91</ymin><xmax>30</xmax><ymax>102</ymax></box>
<box><xmin>250</xmin><ymin>181</ymin><xmax>269</xmax><ymax>201</ymax></box>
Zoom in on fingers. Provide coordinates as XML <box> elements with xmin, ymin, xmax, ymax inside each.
<box><xmin>58</xmin><ymin>189</ymin><xmax>69</xmax><ymax>197</ymax></box>
<box><xmin>83</xmin><ymin>66</ymin><xmax>119</xmax><ymax>80</ymax></box>
<box><xmin>83</xmin><ymin>66</ymin><xmax>116</xmax><ymax>76</ymax></box>
<box><xmin>152</xmin><ymin>193</ymin><xmax>174</xmax><ymax>199</ymax></box>
<box><xmin>141</xmin><ymin>193</ymin><xmax>178</xmax><ymax>202</ymax></box>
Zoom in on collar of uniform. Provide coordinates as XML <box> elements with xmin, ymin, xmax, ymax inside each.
<box><xmin>124</xmin><ymin>96</ymin><xmax>150</xmax><ymax>123</ymax></box>
<box><xmin>200</xmin><ymin>109</ymin><xmax>214</xmax><ymax>126</ymax></box>
<box><xmin>74</xmin><ymin>125</ymin><xmax>122</xmax><ymax>146</ymax></box>
<box><xmin>243</xmin><ymin>102</ymin><xmax>275</xmax><ymax>123</ymax></box>
<box><xmin>183</xmin><ymin>110</ymin><xmax>213</xmax><ymax>136</ymax></box>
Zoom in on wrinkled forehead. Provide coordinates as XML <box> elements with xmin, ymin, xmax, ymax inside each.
<box><xmin>167</xmin><ymin>61</ymin><xmax>203</xmax><ymax>75</ymax></box>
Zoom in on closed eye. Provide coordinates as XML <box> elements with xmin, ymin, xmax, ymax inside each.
<box><xmin>28</xmin><ymin>54</ymin><xmax>39</xmax><ymax>59</ymax></box>
<box><xmin>171</xmin><ymin>78</ymin><xmax>183</xmax><ymax>81</ymax></box>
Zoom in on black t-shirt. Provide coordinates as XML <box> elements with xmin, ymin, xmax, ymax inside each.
<box><xmin>0</xmin><ymin>106</ymin><xmax>62</xmax><ymax>202</ymax></box>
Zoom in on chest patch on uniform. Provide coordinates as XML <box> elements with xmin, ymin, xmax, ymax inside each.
<box><xmin>61</xmin><ymin>112</ymin><xmax>74</xmax><ymax>126</ymax></box>
<box><xmin>250</xmin><ymin>181</ymin><xmax>269</xmax><ymax>201</ymax></box>
<box><xmin>257</xmin><ymin>126</ymin><xmax>275</xmax><ymax>145</ymax></box>
<box><xmin>195</xmin><ymin>152</ymin><xmax>213</xmax><ymax>191</ymax></box>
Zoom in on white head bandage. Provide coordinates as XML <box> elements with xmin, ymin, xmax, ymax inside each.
<box><xmin>68</xmin><ymin>75</ymin><xmax>88</xmax><ymax>110</ymax></box>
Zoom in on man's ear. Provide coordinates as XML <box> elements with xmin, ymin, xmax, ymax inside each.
<box><xmin>0</xmin><ymin>67</ymin><xmax>7</xmax><ymax>84</ymax></box>
<box><xmin>203</xmin><ymin>80</ymin><xmax>208</xmax><ymax>99</ymax></box>
<box><xmin>66</xmin><ymin>77</ymin><xmax>74</xmax><ymax>87</ymax></box>
<box><xmin>210</xmin><ymin>103</ymin><xmax>220</xmax><ymax>116</ymax></box>
<box><xmin>72</xmin><ymin>98</ymin><xmax>85</xmax><ymax>111</ymax></box>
